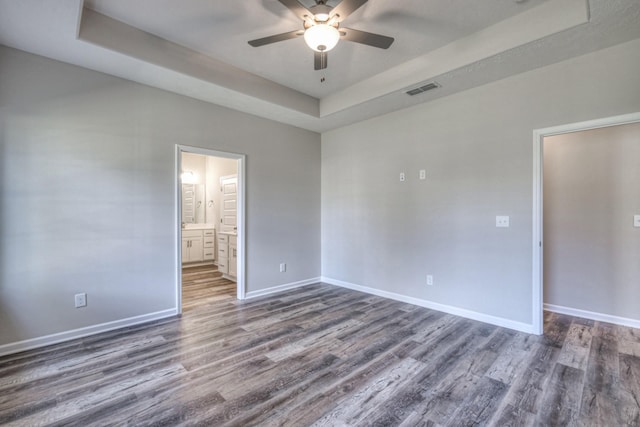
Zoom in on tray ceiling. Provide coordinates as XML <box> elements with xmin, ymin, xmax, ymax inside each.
<box><xmin>0</xmin><ymin>0</ymin><xmax>639</xmax><ymax>132</ymax></box>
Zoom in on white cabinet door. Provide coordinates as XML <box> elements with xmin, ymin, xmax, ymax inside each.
<box><xmin>229</xmin><ymin>240</ymin><xmax>237</xmax><ymax>277</ymax></box>
<box><xmin>182</xmin><ymin>230</ymin><xmax>206</xmax><ymax>263</ymax></box>
<box><xmin>190</xmin><ymin>237</ymin><xmax>204</xmax><ymax>262</ymax></box>
<box><xmin>217</xmin><ymin>233</ymin><xmax>229</xmax><ymax>273</ymax></box>
<box><xmin>182</xmin><ymin>238</ymin><xmax>190</xmax><ymax>263</ymax></box>
<box><xmin>217</xmin><ymin>257</ymin><xmax>228</xmax><ymax>274</ymax></box>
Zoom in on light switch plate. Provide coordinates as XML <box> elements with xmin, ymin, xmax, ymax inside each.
<box><xmin>400</xmin><ymin>172</ymin><xmax>406</xmax><ymax>182</ymax></box>
<box><xmin>496</xmin><ymin>216</ymin><xmax>510</xmax><ymax>228</ymax></box>
<box><xmin>634</xmin><ymin>215</ymin><xmax>640</xmax><ymax>228</ymax></box>
<box><xmin>419</xmin><ymin>170</ymin><xmax>426</xmax><ymax>180</ymax></box>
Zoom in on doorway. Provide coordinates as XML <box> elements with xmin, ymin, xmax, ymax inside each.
<box><xmin>176</xmin><ymin>145</ymin><xmax>246</xmax><ymax>314</ymax></box>
<box><xmin>532</xmin><ymin>112</ymin><xmax>640</xmax><ymax>334</ymax></box>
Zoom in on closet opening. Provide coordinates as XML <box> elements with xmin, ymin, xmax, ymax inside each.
<box><xmin>532</xmin><ymin>112</ymin><xmax>640</xmax><ymax>334</ymax></box>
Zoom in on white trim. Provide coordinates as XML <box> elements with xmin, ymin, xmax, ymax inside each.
<box><xmin>175</xmin><ymin>146</ymin><xmax>183</xmax><ymax>314</ymax></box>
<box><xmin>532</xmin><ymin>129</ymin><xmax>543</xmax><ymax>335</ymax></box>
<box><xmin>533</xmin><ymin>112</ymin><xmax>640</xmax><ymax>138</ymax></box>
<box><xmin>532</xmin><ymin>112</ymin><xmax>640</xmax><ymax>335</ymax></box>
<box><xmin>545</xmin><ymin>304</ymin><xmax>640</xmax><ymax>330</ymax></box>
<box><xmin>244</xmin><ymin>278</ymin><xmax>320</xmax><ymax>300</ymax></box>
<box><xmin>74</xmin><ymin>0</ymin><xmax>85</xmax><ymax>38</ymax></box>
<box><xmin>0</xmin><ymin>309</ymin><xmax>177</xmax><ymax>357</ymax></box>
<box><xmin>236</xmin><ymin>157</ymin><xmax>246</xmax><ymax>300</ymax></box>
<box><xmin>322</xmin><ymin>277</ymin><xmax>534</xmax><ymax>334</ymax></box>
<box><xmin>176</xmin><ymin>145</ymin><xmax>247</xmax><ymax>304</ymax></box>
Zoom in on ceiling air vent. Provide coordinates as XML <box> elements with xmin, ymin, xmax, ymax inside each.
<box><xmin>405</xmin><ymin>82</ymin><xmax>440</xmax><ymax>96</ymax></box>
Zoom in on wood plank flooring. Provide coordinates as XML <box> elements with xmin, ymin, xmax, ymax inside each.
<box><xmin>0</xmin><ymin>282</ymin><xmax>639</xmax><ymax>426</ymax></box>
<box><xmin>181</xmin><ymin>264</ymin><xmax>236</xmax><ymax>311</ymax></box>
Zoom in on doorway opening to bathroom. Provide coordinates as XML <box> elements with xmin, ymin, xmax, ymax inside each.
<box><xmin>176</xmin><ymin>145</ymin><xmax>245</xmax><ymax>313</ymax></box>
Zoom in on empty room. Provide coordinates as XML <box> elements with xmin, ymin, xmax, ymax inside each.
<box><xmin>1</xmin><ymin>0</ymin><xmax>639</xmax><ymax>425</ymax></box>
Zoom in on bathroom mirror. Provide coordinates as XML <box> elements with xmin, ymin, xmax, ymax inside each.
<box><xmin>182</xmin><ymin>183</ymin><xmax>206</xmax><ymax>224</ymax></box>
<box><xmin>181</xmin><ymin>152</ymin><xmax>235</xmax><ymax>227</ymax></box>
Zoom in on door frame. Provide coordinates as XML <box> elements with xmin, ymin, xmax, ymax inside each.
<box><xmin>176</xmin><ymin>145</ymin><xmax>246</xmax><ymax>314</ymax></box>
<box><xmin>531</xmin><ymin>112</ymin><xmax>640</xmax><ymax>334</ymax></box>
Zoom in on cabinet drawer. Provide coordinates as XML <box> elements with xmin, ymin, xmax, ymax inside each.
<box><xmin>203</xmin><ymin>238</ymin><xmax>215</xmax><ymax>248</ymax></box>
<box><xmin>182</xmin><ymin>230</ymin><xmax>201</xmax><ymax>238</ymax></box>
<box><xmin>203</xmin><ymin>229</ymin><xmax>215</xmax><ymax>237</ymax></box>
<box><xmin>217</xmin><ymin>246</ymin><xmax>228</xmax><ymax>257</ymax></box>
<box><xmin>217</xmin><ymin>234</ymin><xmax>229</xmax><ymax>244</ymax></box>
<box><xmin>218</xmin><ymin>259</ymin><xmax>228</xmax><ymax>273</ymax></box>
<box><xmin>230</xmin><ymin>235</ymin><xmax>237</xmax><ymax>245</ymax></box>
<box><xmin>203</xmin><ymin>249</ymin><xmax>214</xmax><ymax>260</ymax></box>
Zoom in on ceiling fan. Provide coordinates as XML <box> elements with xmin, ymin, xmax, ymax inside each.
<box><xmin>248</xmin><ymin>0</ymin><xmax>394</xmax><ymax>70</ymax></box>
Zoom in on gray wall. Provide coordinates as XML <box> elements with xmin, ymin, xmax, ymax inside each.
<box><xmin>0</xmin><ymin>45</ymin><xmax>321</xmax><ymax>345</ymax></box>
<box><xmin>544</xmin><ymin>122</ymin><xmax>640</xmax><ymax>320</ymax></box>
<box><xmin>322</xmin><ymin>38</ymin><xmax>640</xmax><ymax>326</ymax></box>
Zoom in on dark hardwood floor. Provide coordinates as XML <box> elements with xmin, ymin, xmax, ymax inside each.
<box><xmin>0</xmin><ymin>281</ymin><xmax>638</xmax><ymax>426</ymax></box>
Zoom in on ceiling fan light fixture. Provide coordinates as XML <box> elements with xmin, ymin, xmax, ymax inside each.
<box><xmin>304</xmin><ymin>24</ymin><xmax>340</xmax><ymax>52</ymax></box>
<box><xmin>309</xmin><ymin>3</ymin><xmax>332</xmax><ymax>22</ymax></box>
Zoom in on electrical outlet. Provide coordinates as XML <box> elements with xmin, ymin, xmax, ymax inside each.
<box><xmin>280</xmin><ymin>263</ymin><xmax>286</xmax><ymax>273</ymax></box>
<box><xmin>496</xmin><ymin>216</ymin><xmax>510</xmax><ymax>228</ymax></box>
<box><xmin>400</xmin><ymin>172</ymin><xmax>406</xmax><ymax>182</ymax></box>
<box><xmin>419</xmin><ymin>169</ymin><xmax>426</xmax><ymax>180</ymax></box>
<box><xmin>426</xmin><ymin>275</ymin><xmax>434</xmax><ymax>286</ymax></box>
<box><xmin>74</xmin><ymin>293</ymin><xmax>87</xmax><ymax>308</ymax></box>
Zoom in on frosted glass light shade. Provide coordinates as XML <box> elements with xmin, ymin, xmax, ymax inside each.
<box><xmin>304</xmin><ymin>24</ymin><xmax>340</xmax><ymax>52</ymax></box>
<box><xmin>181</xmin><ymin>171</ymin><xmax>195</xmax><ymax>183</ymax></box>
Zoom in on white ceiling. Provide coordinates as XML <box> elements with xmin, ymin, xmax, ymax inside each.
<box><xmin>1</xmin><ymin>0</ymin><xmax>639</xmax><ymax>132</ymax></box>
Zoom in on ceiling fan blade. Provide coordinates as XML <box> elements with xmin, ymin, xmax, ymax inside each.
<box><xmin>314</xmin><ymin>51</ymin><xmax>328</xmax><ymax>70</ymax></box>
<box><xmin>248</xmin><ymin>30</ymin><xmax>303</xmax><ymax>47</ymax></box>
<box><xmin>339</xmin><ymin>27</ymin><xmax>394</xmax><ymax>49</ymax></box>
<box><xmin>277</xmin><ymin>0</ymin><xmax>313</xmax><ymax>21</ymax></box>
<box><xmin>330</xmin><ymin>0</ymin><xmax>368</xmax><ymax>22</ymax></box>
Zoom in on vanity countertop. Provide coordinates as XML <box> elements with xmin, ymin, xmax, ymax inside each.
<box><xmin>219</xmin><ymin>231</ymin><xmax>237</xmax><ymax>236</ymax></box>
<box><xmin>183</xmin><ymin>223</ymin><xmax>216</xmax><ymax>230</ymax></box>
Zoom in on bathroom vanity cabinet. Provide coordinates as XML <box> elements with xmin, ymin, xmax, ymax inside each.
<box><xmin>182</xmin><ymin>227</ymin><xmax>215</xmax><ymax>264</ymax></box>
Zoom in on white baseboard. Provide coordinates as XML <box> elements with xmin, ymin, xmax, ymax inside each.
<box><xmin>0</xmin><ymin>308</ymin><xmax>178</xmax><ymax>357</ymax></box>
<box><xmin>244</xmin><ymin>277</ymin><xmax>321</xmax><ymax>300</ymax></box>
<box><xmin>544</xmin><ymin>303</ymin><xmax>640</xmax><ymax>329</ymax></box>
<box><xmin>321</xmin><ymin>276</ymin><xmax>535</xmax><ymax>334</ymax></box>
<box><xmin>183</xmin><ymin>261</ymin><xmax>215</xmax><ymax>268</ymax></box>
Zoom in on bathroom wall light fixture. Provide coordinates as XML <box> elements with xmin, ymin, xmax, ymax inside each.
<box><xmin>181</xmin><ymin>171</ymin><xmax>195</xmax><ymax>183</ymax></box>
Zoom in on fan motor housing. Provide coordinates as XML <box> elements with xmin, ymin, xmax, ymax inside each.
<box><xmin>309</xmin><ymin>4</ymin><xmax>333</xmax><ymax>22</ymax></box>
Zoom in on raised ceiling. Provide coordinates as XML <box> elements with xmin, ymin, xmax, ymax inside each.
<box><xmin>0</xmin><ymin>0</ymin><xmax>639</xmax><ymax>132</ymax></box>
<box><xmin>83</xmin><ymin>0</ymin><xmax>546</xmax><ymax>99</ymax></box>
